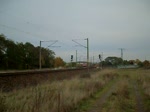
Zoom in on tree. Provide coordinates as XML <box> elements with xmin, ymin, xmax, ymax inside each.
<box><xmin>5</xmin><ymin>39</ymin><xmax>18</xmax><ymax>69</ymax></box>
<box><xmin>0</xmin><ymin>34</ymin><xmax>56</xmax><ymax>70</ymax></box>
<box><xmin>104</xmin><ymin>56</ymin><xmax>123</xmax><ymax>66</ymax></box>
<box><xmin>24</xmin><ymin>42</ymin><xmax>37</xmax><ymax>68</ymax></box>
<box><xmin>0</xmin><ymin>34</ymin><xmax>7</xmax><ymax>69</ymax></box>
<box><xmin>15</xmin><ymin>42</ymin><xmax>26</xmax><ymax>69</ymax></box>
<box><xmin>54</xmin><ymin>57</ymin><xmax>65</xmax><ymax>68</ymax></box>
<box><xmin>123</xmin><ymin>60</ymin><xmax>129</xmax><ymax>65</ymax></box>
<box><xmin>143</xmin><ymin>60</ymin><xmax>150</xmax><ymax>69</ymax></box>
<box><xmin>40</xmin><ymin>47</ymin><xmax>55</xmax><ymax>68</ymax></box>
<box><xmin>138</xmin><ymin>61</ymin><xmax>143</xmax><ymax>67</ymax></box>
<box><xmin>128</xmin><ymin>60</ymin><xmax>135</xmax><ymax>65</ymax></box>
<box><xmin>135</xmin><ymin>59</ymin><xmax>141</xmax><ymax>64</ymax></box>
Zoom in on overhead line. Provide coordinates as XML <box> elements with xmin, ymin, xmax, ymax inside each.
<box><xmin>0</xmin><ymin>23</ymin><xmax>44</xmax><ymax>38</ymax></box>
<box><xmin>72</xmin><ymin>39</ymin><xmax>87</xmax><ymax>48</ymax></box>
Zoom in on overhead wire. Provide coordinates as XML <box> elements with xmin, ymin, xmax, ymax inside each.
<box><xmin>0</xmin><ymin>23</ymin><xmax>44</xmax><ymax>39</ymax></box>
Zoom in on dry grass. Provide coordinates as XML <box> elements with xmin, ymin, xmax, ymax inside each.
<box><xmin>133</xmin><ymin>69</ymin><xmax>150</xmax><ymax>111</ymax></box>
<box><xmin>101</xmin><ymin>78</ymin><xmax>135</xmax><ymax>112</ymax></box>
<box><xmin>101</xmin><ymin>69</ymin><xmax>150</xmax><ymax>112</ymax></box>
<box><xmin>0</xmin><ymin>69</ymin><xmax>118</xmax><ymax>112</ymax></box>
<box><xmin>0</xmin><ymin>95</ymin><xmax>7</xmax><ymax>112</ymax></box>
<box><xmin>101</xmin><ymin>69</ymin><xmax>137</xmax><ymax>112</ymax></box>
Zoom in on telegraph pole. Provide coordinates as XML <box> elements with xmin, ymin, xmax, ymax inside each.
<box><xmin>39</xmin><ymin>40</ymin><xmax>59</xmax><ymax>69</ymax></box>
<box><xmin>101</xmin><ymin>52</ymin><xmax>103</xmax><ymax>69</ymax></box>
<box><xmin>93</xmin><ymin>56</ymin><xmax>94</xmax><ymax>64</ymax></box>
<box><xmin>72</xmin><ymin>38</ymin><xmax>89</xmax><ymax>71</ymax></box>
<box><xmin>76</xmin><ymin>50</ymin><xmax>77</xmax><ymax>63</ymax></box>
<box><xmin>85</xmin><ymin>38</ymin><xmax>89</xmax><ymax>69</ymax></box>
<box><xmin>121</xmin><ymin>48</ymin><xmax>123</xmax><ymax>59</ymax></box>
<box><xmin>39</xmin><ymin>41</ymin><xmax>42</xmax><ymax>69</ymax></box>
<box><xmin>119</xmin><ymin>48</ymin><xmax>125</xmax><ymax>60</ymax></box>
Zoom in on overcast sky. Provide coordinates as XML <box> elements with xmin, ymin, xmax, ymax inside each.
<box><xmin>0</xmin><ymin>0</ymin><xmax>150</xmax><ymax>62</ymax></box>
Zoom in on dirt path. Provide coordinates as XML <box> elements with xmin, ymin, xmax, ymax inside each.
<box><xmin>79</xmin><ymin>70</ymin><xmax>146</xmax><ymax>112</ymax></box>
<box><xmin>133</xmin><ymin>81</ymin><xmax>145</xmax><ymax>112</ymax></box>
<box><xmin>85</xmin><ymin>79</ymin><xmax>145</xmax><ymax>112</ymax></box>
<box><xmin>86</xmin><ymin>80</ymin><xmax>118</xmax><ymax>112</ymax></box>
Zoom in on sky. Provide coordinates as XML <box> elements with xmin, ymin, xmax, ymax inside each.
<box><xmin>0</xmin><ymin>0</ymin><xmax>150</xmax><ymax>62</ymax></box>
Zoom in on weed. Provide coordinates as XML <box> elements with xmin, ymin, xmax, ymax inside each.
<box><xmin>0</xmin><ymin>69</ymin><xmax>119</xmax><ymax>112</ymax></box>
<box><xmin>102</xmin><ymin>78</ymin><xmax>135</xmax><ymax>112</ymax></box>
<box><xmin>0</xmin><ymin>95</ymin><xmax>7</xmax><ymax>112</ymax></box>
<box><xmin>80</xmin><ymin>73</ymin><xmax>91</xmax><ymax>78</ymax></box>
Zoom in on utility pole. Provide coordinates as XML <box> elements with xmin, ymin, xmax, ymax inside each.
<box><xmin>93</xmin><ymin>56</ymin><xmax>94</xmax><ymax>64</ymax></box>
<box><xmin>85</xmin><ymin>38</ymin><xmax>89</xmax><ymax>69</ymax></box>
<box><xmin>39</xmin><ymin>41</ymin><xmax>42</xmax><ymax>69</ymax></box>
<box><xmin>76</xmin><ymin>50</ymin><xmax>77</xmax><ymax>63</ymax></box>
<box><xmin>72</xmin><ymin>38</ymin><xmax>89</xmax><ymax>71</ymax></box>
<box><xmin>101</xmin><ymin>52</ymin><xmax>103</xmax><ymax>69</ymax></box>
<box><xmin>119</xmin><ymin>48</ymin><xmax>125</xmax><ymax>60</ymax></box>
<box><xmin>39</xmin><ymin>40</ymin><xmax>60</xmax><ymax>69</ymax></box>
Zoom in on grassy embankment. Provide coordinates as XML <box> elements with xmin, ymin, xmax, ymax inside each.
<box><xmin>0</xmin><ymin>69</ymin><xmax>119</xmax><ymax>112</ymax></box>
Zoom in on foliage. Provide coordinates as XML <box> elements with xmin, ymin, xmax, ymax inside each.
<box><xmin>54</xmin><ymin>57</ymin><xmax>65</xmax><ymax>68</ymax></box>
<box><xmin>104</xmin><ymin>56</ymin><xmax>123</xmax><ymax>66</ymax></box>
<box><xmin>102</xmin><ymin>57</ymin><xmax>150</xmax><ymax>68</ymax></box>
<box><xmin>0</xmin><ymin>34</ymin><xmax>55</xmax><ymax>70</ymax></box>
<box><xmin>65</xmin><ymin>62</ymin><xmax>77</xmax><ymax>68</ymax></box>
<box><xmin>143</xmin><ymin>60</ymin><xmax>150</xmax><ymax>69</ymax></box>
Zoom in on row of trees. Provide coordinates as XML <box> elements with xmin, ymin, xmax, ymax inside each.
<box><xmin>1</xmin><ymin>34</ymin><xmax>149</xmax><ymax>70</ymax></box>
<box><xmin>0</xmin><ymin>34</ymin><xmax>65</xmax><ymax>70</ymax></box>
<box><xmin>102</xmin><ymin>56</ymin><xmax>150</xmax><ymax>68</ymax></box>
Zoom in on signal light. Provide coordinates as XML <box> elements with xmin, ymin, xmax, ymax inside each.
<box><xmin>99</xmin><ymin>54</ymin><xmax>101</xmax><ymax>59</ymax></box>
<box><xmin>71</xmin><ymin>55</ymin><xmax>73</xmax><ymax>61</ymax></box>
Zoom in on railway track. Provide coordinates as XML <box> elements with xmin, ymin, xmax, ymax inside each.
<box><xmin>0</xmin><ymin>68</ymin><xmax>97</xmax><ymax>92</ymax></box>
<box><xmin>0</xmin><ymin>68</ymin><xmax>89</xmax><ymax>76</ymax></box>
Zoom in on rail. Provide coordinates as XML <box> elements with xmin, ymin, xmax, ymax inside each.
<box><xmin>0</xmin><ymin>68</ymin><xmax>89</xmax><ymax>77</ymax></box>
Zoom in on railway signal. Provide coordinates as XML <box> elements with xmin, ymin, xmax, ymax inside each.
<box><xmin>71</xmin><ymin>55</ymin><xmax>73</xmax><ymax>62</ymax></box>
<box><xmin>99</xmin><ymin>54</ymin><xmax>101</xmax><ymax>61</ymax></box>
<box><xmin>99</xmin><ymin>54</ymin><xmax>102</xmax><ymax>69</ymax></box>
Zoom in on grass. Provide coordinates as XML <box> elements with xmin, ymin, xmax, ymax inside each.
<box><xmin>0</xmin><ymin>95</ymin><xmax>7</xmax><ymax>112</ymax></box>
<box><xmin>101</xmin><ymin>69</ymin><xmax>150</xmax><ymax>112</ymax></box>
<box><xmin>73</xmin><ymin>76</ymin><xmax>119</xmax><ymax>112</ymax></box>
<box><xmin>133</xmin><ymin>69</ymin><xmax>150</xmax><ymax>112</ymax></box>
<box><xmin>0</xmin><ymin>69</ymin><xmax>118</xmax><ymax>112</ymax></box>
<box><xmin>1</xmin><ymin>69</ymin><xmax>150</xmax><ymax>112</ymax></box>
<box><xmin>101</xmin><ymin>78</ymin><xmax>135</xmax><ymax>112</ymax></box>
